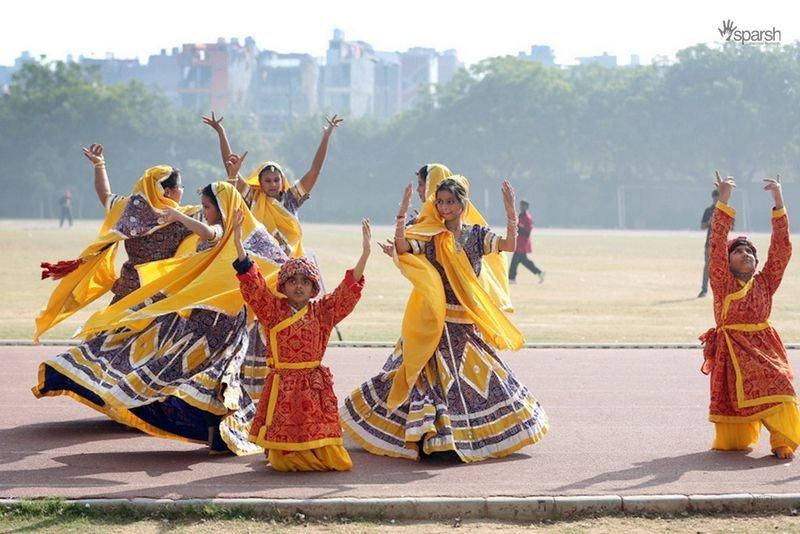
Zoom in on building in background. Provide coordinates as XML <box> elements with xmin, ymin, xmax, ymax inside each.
<box><xmin>319</xmin><ymin>29</ymin><xmax>376</xmax><ymax>118</ymax></box>
<box><xmin>2</xmin><ymin>31</ymin><xmax>464</xmax><ymax>122</ymax></box>
<box><xmin>399</xmin><ymin>47</ymin><xmax>438</xmax><ymax>109</ymax></box>
<box><xmin>252</xmin><ymin>50</ymin><xmax>318</xmax><ymax>131</ymax></box>
<box><xmin>140</xmin><ymin>47</ymin><xmax>182</xmax><ymax>104</ymax></box>
<box><xmin>78</xmin><ymin>54</ymin><xmax>143</xmax><ymax>85</ymax></box>
<box><xmin>175</xmin><ymin>37</ymin><xmax>257</xmax><ymax>113</ymax></box>
<box><xmin>518</xmin><ymin>45</ymin><xmax>557</xmax><ymax>66</ymax></box>
<box><xmin>437</xmin><ymin>49</ymin><xmax>463</xmax><ymax>85</ymax></box>
<box><xmin>576</xmin><ymin>52</ymin><xmax>618</xmax><ymax>68</ymax></box>
<box><xmin>373</xmin><ymin>51</ymin><xmax>402</xmax><ymax>119</ymax></box>
<box><xmin>1</xmin><ymin>51</ymin><xmax>36</xmax><ymax>91</ymax></box>
<box><xmin>0</xmin><ymin>65</ymin><xmax>14</xmax><ymax>90</ymax></box>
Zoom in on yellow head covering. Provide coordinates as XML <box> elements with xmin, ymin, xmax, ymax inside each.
<box><xmin>34</xmin><ymin>166</ymin><xmax>199</xmax><ymax>341</ymax></box>
<box><xmin>78</xmin><ymin>181</ymin><xmax>287</xmax><ymax>338</ymax></box>
<box><xmin>245</xmin><ymin>161</ymin><xmax>289</xmax><ymax>190</ymax></box>
<box><xmin>386</xmin><ymin>174</ymin><xmax>522</xmax><ymax>409</ymax></box>
<box><xmin>243</xmin><ymin>161</ymin><xmax>304</xmax><ymax>257</ymax></box>
<box><xmin>423</xmin><ymin>163</ymin><xmax>454</xmax><ymax>199</ymax></box>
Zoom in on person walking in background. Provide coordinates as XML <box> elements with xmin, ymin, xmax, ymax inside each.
<box><xmin>59</xmin><ymin>189</ymin><xmax>73</xmax><ymax>228</ymax></box>
<box><xmin>698</xmin><ymin>189</ymin><xmax>720</xmax><ymax>297</ymax></box>
<box><xmin>508</xmin><ymin>200</ymin><xmax>544</xmax><ymax>284</ymax></box>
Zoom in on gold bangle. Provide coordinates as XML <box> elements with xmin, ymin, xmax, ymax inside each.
<box><xmin>93</xmin><ymin>162</ymin><xmax>106</xmax><ymax>168</ymax></box>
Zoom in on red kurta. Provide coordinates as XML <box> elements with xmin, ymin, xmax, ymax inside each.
<box><xmin>515</xmin><ymin>211</ymin><xmax>533</xmax><ymax>254</ymax></box>
<box><xmin>700</xmin><ymin>201</ymin><xmax>795</xmax><ymax>422</ymax></box>
<box><xmin>237</xmin><ymin>264</ymin><xmax>364</xmax><ymax>450</ymax></box>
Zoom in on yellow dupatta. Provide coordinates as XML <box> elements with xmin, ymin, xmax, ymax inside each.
<box><xmin>244</xmin><ymin>161</ymin><xmax>304</xmax><ymax>257</ymax></box>
<box><xmin>78</xmin><ymin>181</ymin><xmax>286</xmax><ymax>338</ymax></box>
<box><xmin>423</xmin><ymin>163</ymin><xmax>454</xmax><ymax>198</ymax></box>
<box><xmin>419</xmin><ymin>165</ymin><xmax>512</xmax><ymax>311</ymax></box>
<box><xmin>387</xmin><ymin>175</ymin><xmax>524</xmax><ymax>409</ymax></box>
<box><xmin>34</xmin><ymin>166</ymin><xmax>199</xmax><ymax>341</ymax></box>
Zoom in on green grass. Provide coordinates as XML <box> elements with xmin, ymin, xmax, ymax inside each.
<box><xmin>1</xmin><ymin>501</ymin><xmax>800</xmax><ymax>533</ymax></box>
<box><xmin>4</xmin><ymin>219</ymin><xmax>799</xmax><ymax>343</ymax></box>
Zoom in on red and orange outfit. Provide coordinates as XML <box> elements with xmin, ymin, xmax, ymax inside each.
<box><xmin>234</xmin><ymin>258</ymin><xmax>364</xmax><ymax>471</ymax></box>
<box><xmin>700</xmin><ymin>200</ymin><xmax>799</xmax><ymax>453</ymax></box>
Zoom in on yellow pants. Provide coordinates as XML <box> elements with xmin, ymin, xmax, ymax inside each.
<box><xmin>713</xmin><ymin>402</ymin><xmax>800</xmax><ymax>453</ymax></box>
<box><xmin>267</xmin><ymin>444</ymin><xmax>352</xmax><ymax>472</ymax></box>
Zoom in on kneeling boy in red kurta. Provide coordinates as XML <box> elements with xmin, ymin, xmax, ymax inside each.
<box><xmin>231</xmin><ymin>210</ymin><xmax>371</xmax><ymax>471</ymax></box>
<box><xmin>700</xmin><ymin>172</ymin><xmax>799</xmax><ymax>460</ymax></box>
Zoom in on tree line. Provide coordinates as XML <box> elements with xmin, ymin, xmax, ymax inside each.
<box><xmin>3</xmin><ymin>43</ymin><xmax>799</xmax><ymax>230</ymax></box>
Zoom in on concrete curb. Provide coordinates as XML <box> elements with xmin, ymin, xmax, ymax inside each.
<box><xmin>1</xmin><ymin>494</ymin><xmax>799</xmax><ymax>520</ymax></box>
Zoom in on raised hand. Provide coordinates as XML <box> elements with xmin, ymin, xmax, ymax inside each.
<box><xmin>82</xmin><ymin>144</ymin><xmax>105</xmax><ymax>166</ymax></box>
<box><xmin>231</xmin><ymin>207</ymin><xmax>247</xmax><ymax>261</ymax></box>
<box><xmin>361</xmin><ymin>218</ymin><xmax>372</xmax><ymax>254</ymax></box>
<box><xmin>714</xmin><ymin>170</ymin><xmax>736</xmax><ymax>204</ymax></box>
<box><xmin>763</xmin><ymin>175</ymin><xmax>782</xmax><ymax>193</ymax></box>
<box><xmin>378</xmin><ymin>238</ymin><xmax>395</xmax><ymax>257</ymax></box>
<box><xmin>763</xmin><ymin>174</ymin><xmax>784</xmax><ymax>209</ymax></box>
<box><xmin>225</xmin><ymin>151</ymin><xmax>249</xmax><ymax>180</ymax></box>
<box><xmin>202</xmin><ymin>111</ymin><xmax>224</xmax><ymax>132</ymax></box>
<box><xmin>501</xmin><ymin>180</ymin><xmax>516</xmax><ymax>219</ymax></box>
<box><xmin>323</xmin><ymin>114</ymin><xmax>344</xmax><ymax>134</ymax></box>
<box><xmin>398</xmin><ymin>183</ymin><xmax>414</xmax><ymax>218</ymax></box>
<box><xmin>233</xmin><ymin>207</ymin><xmax>244</xmax><ymax>241</ymax></box>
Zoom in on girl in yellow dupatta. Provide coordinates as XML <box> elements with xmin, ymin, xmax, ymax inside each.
<box><xmin>35</xmin><ymin>143</ymin><xmax>199</xmax><ymax>341</ymax></box>
<box><xmin>34</xmin><ymin>175</ymin><xmax>289</xmax><ymax>455</ymax></box>
<box><xmin>204</xmin><ymin>112</ymin><xmax>343</xmax><ymax>257</ymax></box>
<box><xmin>342</xmin><ymin>177</ymin><xmax>549</xmax><ymax>463</ymax></box>
<box><xmin>381</xmin><ymin>163</ymin><xmax>512</xmax><ymax>312</ymax></box>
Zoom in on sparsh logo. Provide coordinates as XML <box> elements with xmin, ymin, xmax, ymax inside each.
<box><xmin>718</xmin><ymin>19</ymin><xmax>737</xmax><ymax>40</ymax></box>
<box><xmin>718</xmin><ymin>20</ymin><xmax>781</xmax><ymax>44</ymax></box>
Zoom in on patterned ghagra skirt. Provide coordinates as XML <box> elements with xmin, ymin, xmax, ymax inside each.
<box><xmin>340</xmin><ymin>321</ymin><xmax>549</xmax><ymax>462</ymax></box>
<box><xmin>33</xmin><ymin>305</ymin><xmax>261</xmax><ymax>456</ymax></box>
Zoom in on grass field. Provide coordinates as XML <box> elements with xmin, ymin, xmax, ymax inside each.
<box><xmin>1</xmin><ymin>504</ymin><xmax>800</xmax><ymax>533</ymax></box>
<box><xmin>3</xmin><ymin>219</ymin><xmax>799</xmax><ymax>343</ymax></box>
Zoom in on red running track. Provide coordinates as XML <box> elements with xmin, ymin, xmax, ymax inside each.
<box><xmin>1</xmin><ymin>346</ymin><xmax>798</xmax><ymax>499</ymax></box>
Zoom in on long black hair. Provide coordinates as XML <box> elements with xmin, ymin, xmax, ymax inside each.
<box><xmin>201</xmin><ymin>184</ymin><xmax>220</xmax><ymax>211</ymax></box>
<box><xmin>416</xmin><ymin>165</ymin><xmax>428</xmax><ymax>183</ymax></box>
<box><xmin>436</xmin><ymin>178</ymin><xmax>468</xmax><ymax>207</ymax></box>
<box><xmin>161</xmin><ymin>168</ymin><xmax>181</xmax><ymax>189</ymax></box>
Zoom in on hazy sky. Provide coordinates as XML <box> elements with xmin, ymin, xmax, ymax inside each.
<box><xmin>2</xmin><ymin>0</ymin><xmax>796</xmax><ymax>66</ymax></box>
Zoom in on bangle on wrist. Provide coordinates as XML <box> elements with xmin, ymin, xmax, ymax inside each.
<box><xmin>93</xmin><ymin>162</ymin><xmax>105</xmax><ymax>168</ymax></box>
